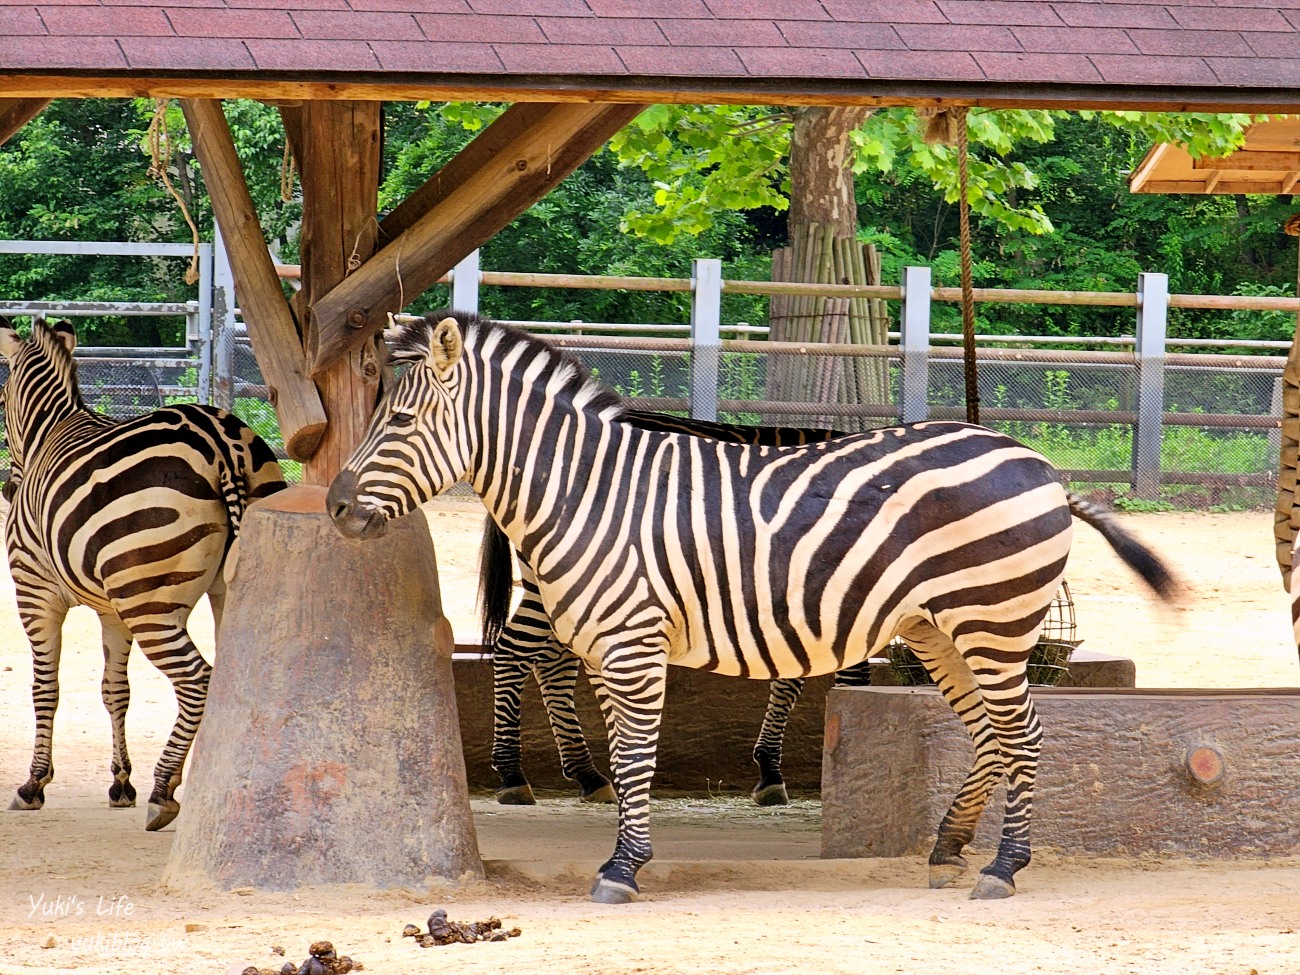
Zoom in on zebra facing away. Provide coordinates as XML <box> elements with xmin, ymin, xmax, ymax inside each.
<box><xmin>328</xmin><ymin>312</ymin><xmax>1175</xmax><ymax>903</ymax></box>
<box><xmin>0</xmin><ymin>318</ymin><xmax>286</xmax><ymax>831</ymax></box>
<box><xmin>478</xmin><ymin>409</ymin><xmax>865</xmax><ymax>808</ymax></box>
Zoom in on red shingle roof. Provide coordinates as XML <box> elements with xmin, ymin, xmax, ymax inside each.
<box><xmin>1</xmin><ymin>1</ymin><xmax>1298</xmax><ymax>104</ymax></box>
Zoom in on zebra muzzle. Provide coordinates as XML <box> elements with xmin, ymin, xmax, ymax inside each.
<box><xmin>326</xmin><ymin>471</ymin><xmax>389</xmax><ymax>540</ymax></box>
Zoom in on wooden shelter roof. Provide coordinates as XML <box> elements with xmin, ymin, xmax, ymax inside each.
<box><xmin>1</xmin><ymin>0</ymin><xmax>1299</xmax><ymax>110</ymax></box>
<box><xmin>1129</xmin><ymin>116</ymin><xmax>1300</xmax><ymax>195</ymax></box>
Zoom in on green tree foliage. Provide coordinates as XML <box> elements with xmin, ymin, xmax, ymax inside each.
<box><xmin>0</xmin><ymin>98</ymin><xmax>298</xmax><ymax>344</ymax></box>
<box><xmin>1</xmin><ymin>100</ymin><xmax>1295</xmax><ymax>346</ymax></box>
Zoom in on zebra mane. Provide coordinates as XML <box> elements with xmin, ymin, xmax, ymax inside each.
<box><xmin>30</xmin><ymin>318</ymin><xmax>88</xmax><ymax>408</ymax></box>
<box><xmin>388</xmin><ymin>310</ymin><xmax>625</xmax><ymax>416</ymax></box>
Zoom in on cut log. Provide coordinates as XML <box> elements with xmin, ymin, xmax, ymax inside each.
<box><xmin>163</xmin><ymin>485</ymin><xmax>482</xmax><ymax>891</ymax></box>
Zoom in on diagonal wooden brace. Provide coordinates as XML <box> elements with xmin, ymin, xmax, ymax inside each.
<box><xmin>179</xmin><ymin>98</ymin><xmax>327</xmax><ymax>462</ymax></box>
<box><xmin>306</xmin><ymin>101</ymin><xmax>646</xmax><ymax>377</ymax></box>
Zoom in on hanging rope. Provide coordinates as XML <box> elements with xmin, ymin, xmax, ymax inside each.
<box><xmin>146</xmin><ymin>98</ymin><xmax>201</xmax><ymax>286</ymax></box>
<box><xmin>955</xmin><ymin>107</ymin><xmax>979</xmax><ymax>425</ymax></box>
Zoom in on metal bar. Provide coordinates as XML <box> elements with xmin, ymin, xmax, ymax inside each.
<box><xmin>1133</xmin><ymin>272</ymin><xmax>1169</xmax><ymax>499</ymax></box>
<box><xmin>0</xmin><ymin>240</ymin><xmax>204</xmax><ymax>257</ymax></box>
<box><xmin>451</xmin><ymin>249</ymin><xmax>480</xmax><ymax>315</ymax></box>
<box><xmin>900</xmin><ymin>266</ymin><xmax>931</xmax><ymax>423</ymax></box>
<box><xmin>0</xmin><ymin>301</ymin><xmax>193</xmax><ymax>316</ymax></box>
<box><xmin>689</xmin><ymin>258</ymin><xmax>722</xmax><ymax>421</ymax></box>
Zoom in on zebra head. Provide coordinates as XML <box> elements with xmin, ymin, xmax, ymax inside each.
<box><xmin>328</xmin><ymin>314</ymin><xmax>471</xmax><ymax>539</ymax></box>
<box><xmin>0</xmin><ymin>318</ymin><xmax>81</xmax><ymax>481</ymax></box>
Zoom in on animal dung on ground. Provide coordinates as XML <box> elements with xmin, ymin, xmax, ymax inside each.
<box><xmin>401</xmin><ymin>908</ymin><xmax>522</xmax><ymax>946</ymax></box>
<box><xmin>240</xmin><ymin>939</ymin><xmax>363</xmax><ymax>975</ymax></box>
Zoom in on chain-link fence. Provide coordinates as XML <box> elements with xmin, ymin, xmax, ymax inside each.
<box><xmin>1</xmin><ymin>247</ymin><xmax>1293</xmax><ymax>510</ymax></box>
<box><xmin>547</xmin><ymin>334</ymin><xmax>1284</xmax><ymax>510</ymax></box>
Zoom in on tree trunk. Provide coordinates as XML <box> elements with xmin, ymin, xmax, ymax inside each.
<box><xmin>787</xmin><ymin>107</ymin><xmax>872</xmax><ymax>236</ymax></box>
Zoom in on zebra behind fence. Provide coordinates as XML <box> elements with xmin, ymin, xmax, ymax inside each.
<box><xmin>328</xmin><ymin>312</ymin><xmax>1175</xmax><ymax>903</ymax></box>
<box><xmin>0</xmin><ymin>318</ymin><xmax>286</xmax><ymax>831</ymax></box>
<box><xmin>478</xmin><ymin>409</ymin><xmax>862</xmax><ymax>807</ymax></box>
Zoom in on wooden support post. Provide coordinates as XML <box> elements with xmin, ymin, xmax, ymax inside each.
<box><xmin>307</xmin><ymin>102</ymin><xmax>646</xmax><ymax>376</ymax></box>
<box><xmin>298</xmin><ymin>100</ymin><xmax>383</xmax><ymax>485</ymax></box>
<box><xmin>163</xmin><ymin>487</ymin><xmax>482</xmax><ymax>891</ymax></box>
<box><xmin>168</xmin><ymin>101</ymin><xmax>481</xmax><ymax>892</ymax></box>
<box><xmin>0</xmin><ymin>97</ymin><xmax>50</xmax><ymax>146</ymax></box>
<box><xmin>179</xmin><ymin>98</ymin><xmax>327</xmax><ymax>461</ymax></box>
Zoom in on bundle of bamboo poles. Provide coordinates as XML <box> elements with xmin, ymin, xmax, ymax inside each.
<box><xmin>765</xmin><ymin>222</ymin><xmax>890</xmax><ymax>430</ymax></box>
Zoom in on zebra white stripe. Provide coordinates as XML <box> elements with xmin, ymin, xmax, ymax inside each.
<box><xmin>328</xmin><ymin>312</ymin><xmax>1175</xmax><ymax>903</ymax></box>
<box><xmin>0</xmin><ymin>318</ymin><xmax>285</xmax><ymax>830</ymax></box>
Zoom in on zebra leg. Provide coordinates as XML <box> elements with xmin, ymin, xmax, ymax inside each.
<box><xmin>585</xmin><ymin>648</ymin><xmax>668</xmax><ymax>904</ymax></box>
<box><xmin>896</xmin><ymin>619</ymin><xmax>1005</xmax><ymax>892</ymax></box>
<box><xmin>11</xmin><ymin>589</ymin><xmax>69</xmax><ymax>812</ymax></box>
<box><xmin>535</xmin><ymin>649</ymin><xmax>615</xmax><ymax>802</ymax></box>
<box><xmin>132</xmin><ymin>623</ymin><xmax>212</xmax><ymax>831</ymax></box>
<box><xmin>99</xmin><ymin>614</ymin><xmax>137</xmax><ymax>808</ymax></box>
<box><xmin>491</xmin><ymin>650</ymin><xmax>537</xmax><ymax>805</ymax></box>
<box><xmin>968</xmin><ymin>663</ymin><xmax>1042</xmax><ymax>900</ymax></box>
<box><xmin>751</xmin><ymin>678</ymin><xmax>804</xmax><ymax>806</ymax></box>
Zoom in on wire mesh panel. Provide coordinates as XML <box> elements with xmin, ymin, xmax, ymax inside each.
<box><xmin>932</xmin><ymin>355</ymin><xmax>1141</xmax><ymax>491</ymax></box>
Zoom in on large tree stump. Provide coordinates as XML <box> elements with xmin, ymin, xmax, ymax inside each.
<box><xmin>163</xmin><ymin>485</ymin><xmax>482</xmax><ymax>891</ymax></box>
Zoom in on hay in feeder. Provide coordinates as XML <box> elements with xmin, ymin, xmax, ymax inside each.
<box><xmin>886</xmin><ymin>582</ymin><xmax>1080</xmax><ymax>687</ymax></box>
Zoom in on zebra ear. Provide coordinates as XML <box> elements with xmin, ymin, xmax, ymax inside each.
<box><xmin>430</xmin><ymin>316</ymin><xmax>463</xmax><ymax>376</ymax></box>
<box><xmin>0</xmin><ymin>321</ymin><xmax>21</xmax><ymax>360</ymax></box>
<box><xmin>50</xmin><ymin>320</ymin><xmax>77</xmax><ymax>354</ymax></box>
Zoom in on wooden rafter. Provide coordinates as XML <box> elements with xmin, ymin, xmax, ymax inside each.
<box><xmin>178</xmin><ymin>97</ymin><xmax>327</xmax><ymax>462</ymax></box>
<box><xmin>0</xmin><ymin>97</ymin><xmax>51</xmax><ymax>146</ymax></box>
<box><xmin>307</xmin><ymin>101</ymin><xmax>645</xmax><ymax>376</ymax></box>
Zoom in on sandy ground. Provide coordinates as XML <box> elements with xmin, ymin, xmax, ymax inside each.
<box><xmin>0</xmin><ymin>498</ymin><xmax>1298</xmax><ymax>975</ymax></box>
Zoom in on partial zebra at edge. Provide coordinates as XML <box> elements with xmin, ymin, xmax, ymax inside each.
<box><xmin>0</xmin><ymin>317</ymin><xmax>286</xmax><ymax>831</ymax></box>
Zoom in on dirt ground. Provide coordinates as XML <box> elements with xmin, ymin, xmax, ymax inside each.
<box><xmin>0</xmin><ymin>498</ymin><xmax>1298</xmax><ymax>975</ymax></box>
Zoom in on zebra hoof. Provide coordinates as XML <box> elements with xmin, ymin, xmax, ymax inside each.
<box><xmin>9</xmin><ymin>794</ymin><xmax>42</xmax><ymax>811</ymax></box>
<box><xmin>495</xmin><ymin>784</ymin><xmax>537</xmax><ymax>806</ymax></box>
<box><xmin>146</xmin><ymin>800</ymin><xmax>180</xmax><ymax>831</ymax></box>
<box><xmin>590</xmin><ymin>877</ymin><xmax>639</xmax><ymax>904</ymax></box>
<box><xmin>109</xmin><ymin>796</ymin><xmax>137</xmax><ymax>809</ymax></box>
<box><xmin>579</xmin><ymin>782</ymin><xmax>616</xmax><ymax>804</ymax></box>
<box><xmin>970</xmin><ymin>874</ymin><xmax>1016</xmax><ymax>900</ymax></box>
<box><xmin>751</xmin><ymin>782</ymin><xmax>789</xmax><ymax>806</ymax></box>
<box><xmin>928</xmin><ymin>861</ymin><xmax>967</xmax><ymax>889</ymax></box>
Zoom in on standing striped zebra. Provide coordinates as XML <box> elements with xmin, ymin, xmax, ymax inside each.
<box><xmin>478</xmin><ymin>409</ymin><xmax>865</xmax><ymax>807</ymax></box>
<box><xmin>328</xmin><ymin>312</ymin><xmax>1175</xmax><ymax>903</ymax></box>
<box><xmin>0</xmin><ymin>318</ymin><xmax>286</xmax><ymax>830</ymax></box>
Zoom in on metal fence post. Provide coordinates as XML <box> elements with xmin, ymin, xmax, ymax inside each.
<box><xmin>451</xmin><ymin>249</ymin><xmax>480</xmax><ymax>315</ymax></box>
<box><xmin>211</xmin><ymin>224</ymin><xmax>235</xmax><ymax>410</ymax></box>
<box><xmin>1133</xmin><ymin>272</ymin><xmax>1168</xmax><ymax>499</ymax></box>
<box><xmin>899</xmin><ymin>265</ymin><xmax>932</xmax><ymax>423</ymax></box>
<box><xmin>195</xmin><ymin>242</ymin><xmax>213</xmax><ymax>404</ymax></box>
<box><xmin>690</xmin><ymin>258</ymin><xmax>722</xmax><ymax>421</ymax></box>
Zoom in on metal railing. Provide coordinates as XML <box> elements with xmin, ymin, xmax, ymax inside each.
<box><xmin>4</xmin><ymin>240</ymin><xmax>1298</xmax><ymax>503</ymax></box>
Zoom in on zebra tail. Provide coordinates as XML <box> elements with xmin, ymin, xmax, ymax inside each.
<box><xmin>478</xmin><ymin>516</ymin><xmax>515</xmax><ymax>649</ymax></box>
<box><xmin>1067</xmin><ymin>492</ymin><xmax>1177</xmax><ymax>600</ymax></box>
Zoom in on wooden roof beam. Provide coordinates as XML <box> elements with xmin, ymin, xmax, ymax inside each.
<box><xmin>307</xmin><ymin>101</ymin><xmax>645</xmax><ymax>376</ymax></box>
<box><xmin>0</xmin><ymin>97</ymin><xmax>51</xmax><ymax>146</ymax></box>
<box><xmin>1194</xmin><ymin>151</ymin><xmax>1300</xmax><ymax>171</ymax></box>
<box><xmin>179</xmin><ymin>97</ymin><xmax>327</xmax><ymax>461</ymax></box>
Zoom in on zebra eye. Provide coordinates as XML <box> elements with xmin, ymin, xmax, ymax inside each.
<box><xmin>390</xmin><ymin>411</ymin><xmax>417</xmax><ymax>427</ymax></box>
